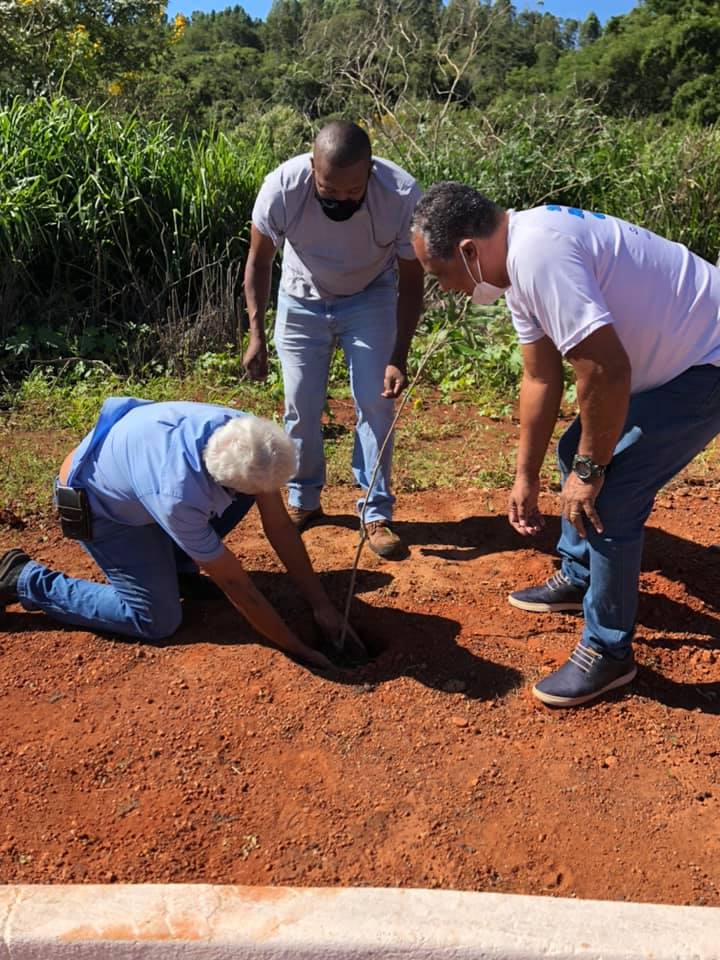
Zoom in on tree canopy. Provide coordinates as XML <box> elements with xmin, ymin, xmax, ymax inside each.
<box><xmin>2</xmin><ymin>1</ymin><xmax>720</xmax><ymax>127</ymax></box>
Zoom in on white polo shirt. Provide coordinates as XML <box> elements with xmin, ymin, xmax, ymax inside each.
<box><xmin>504</xmin><ymin>205</ymin><xmax>720</xmax><ymax>393</ymax></box>
<box><xmin>252</xmin><ymin>153</ymin><xmax>421</xmax><ymax>300</ymax></box>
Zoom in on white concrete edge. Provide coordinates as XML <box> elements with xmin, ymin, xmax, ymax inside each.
<box><xmin>1</xmin><ymin>884</ymin><xmax>719</xmax><ymax>959</ymax></box>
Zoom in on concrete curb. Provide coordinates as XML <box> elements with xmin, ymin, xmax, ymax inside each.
<box><xmin>1</xmin><ymin>884</ymin><xmax>719</xmax><ymax>959</ymax></box>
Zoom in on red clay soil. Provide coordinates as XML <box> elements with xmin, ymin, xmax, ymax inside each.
<box><xmin>1</xmin><ymin>484</ymin><xmax>719</xmax><ymax>905</ymax></box>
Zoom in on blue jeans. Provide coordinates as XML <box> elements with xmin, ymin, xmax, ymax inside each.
<box><xmin>16</xmin><ymin>494</ymin><xmax>255</xmax><ymax>640</ymax></box>
<box><xmin>557</xmin><ymin>364</ymin><xmax>720</xmax><ymax>657</ymax></box>
<box><xmin>275</xmin><ymin>277</ymin><xmax>398</xmax><ymax>524</ymax></box>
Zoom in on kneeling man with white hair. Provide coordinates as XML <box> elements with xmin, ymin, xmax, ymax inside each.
<box><xmin>0</xmin><ymin>398</ymin><xmax>360</xmax><ymax>669</ymax></box>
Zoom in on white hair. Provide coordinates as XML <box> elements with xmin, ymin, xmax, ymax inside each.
<box><xmin>203</xmin><ymin>415</ymin><xmax>297</xmax><ymax>494</ymax></box>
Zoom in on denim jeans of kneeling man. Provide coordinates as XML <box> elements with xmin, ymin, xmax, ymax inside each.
<box><xmin>17</xmin><ymin>494</ymin><xmax>255</xmax><ymax>640</ymax></box>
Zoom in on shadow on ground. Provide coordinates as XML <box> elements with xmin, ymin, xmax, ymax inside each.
<box><xmin>184</xmin><ymin>568</ymin><xmax>523</xmax><ymax>702</ymax></box>
<box><xmin>637</xmin><ymin>667</ymin><xmax>720</xmax><ymax>714</ymax></box>
<box><xmin>1</xmin><ymin>562</ymin><xmax>523</xmax><ymax>702</ymax></box>
<box><xmin>3</xmin><ymin>512</ymin><xmax>718</xmax><ymax>708</ymax></box>
<box><xmin>637</xmin><ymin>592</ymin><xmax>720</xmax><ymax>643</ymax></box>
<box><xmin>311</xmin><ymin>511</ymin><xmax>560</xmax><ymax>561</ymax></box>
<box><xmin>332</xmin><ymin>595</ymin><xmax>523</xmax><ymax>701</ymax></box>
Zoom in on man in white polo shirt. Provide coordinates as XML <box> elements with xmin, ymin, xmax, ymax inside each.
<box><xmin>242</xmin><ymin>121</ymin><xmax>424</xmax><ymax>558</ymax></box>
<box><xmin>411</xmin><ymin>182</ymin><xmax>720</xmax><ymax>707</ymax></box>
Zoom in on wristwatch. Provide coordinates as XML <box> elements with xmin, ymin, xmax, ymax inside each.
<box><xmin>572</xmin><ymin>454</ymin><xmax>607</xmax><ymax>482</ymax></box>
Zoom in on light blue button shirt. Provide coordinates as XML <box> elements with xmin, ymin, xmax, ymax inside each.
<box><xmin>71</xmin><ymin>401</ymin><xmax>247</xmax><ymax>561</ymax></box>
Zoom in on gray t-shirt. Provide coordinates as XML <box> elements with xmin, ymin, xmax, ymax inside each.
<box><xmin>252</xmin><ymin>153</ymin><xmax>422</xmax><ymax>299</ymax></box>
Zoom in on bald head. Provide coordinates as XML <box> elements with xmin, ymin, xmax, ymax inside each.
<box><xmin>313</xmin><ymin>121</ymin><xmax>371</xmax><ymax>169</ymax></box>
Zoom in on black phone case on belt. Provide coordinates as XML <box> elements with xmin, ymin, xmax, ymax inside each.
<box><xmin>56</xmin><ymin>484</ymin><xmax>93</xmax><ymax>541</ymax></box>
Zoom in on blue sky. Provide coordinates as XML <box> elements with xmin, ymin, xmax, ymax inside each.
<box><xmin>167</xmin><ymin>0</ymin><xmax>639</xmax><ymax>26</ymax></box>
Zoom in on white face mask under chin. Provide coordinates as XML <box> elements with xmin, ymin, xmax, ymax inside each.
<box><xmin>461</xmin><ymin>250</ymin><xmax>508</xmax><ymax>305</ymax></box>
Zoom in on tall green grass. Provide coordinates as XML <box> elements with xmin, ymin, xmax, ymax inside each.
<box><xmin>0</xmin><ymin>97</ymin><xmax>273</xmax><ymax>374</ymax></box>
<box><xmin>2</xmin><ymin>95</ymin><xmax>720</xmax><ymax>391</ymax></box>
<box><xmin>369</xmin><ymin>97</ymin><xmax>720</xmax><ymax>263</ymax></box>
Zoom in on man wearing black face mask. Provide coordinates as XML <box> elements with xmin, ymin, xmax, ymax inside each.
<box><xmin>243</xmin><ymin>121</ymin><xmax>424</xmax><ymax>558</ymax></box>
<box><xmin>314</xmin><ymin>191</ymin><xmax>365</xmax><ymax>222</ymax></box>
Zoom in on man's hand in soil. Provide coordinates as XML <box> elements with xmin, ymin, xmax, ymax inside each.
<box><xmin>253</xmin><ymin>492</ymin><xmax>368</xmax><ymax>666</ymax></box>
<box><xmin>202</xmin><ymin>546</ymin><xmax>332</xmax><ymax>670</ymax></box>
<box><xmin>313</xmin><ymin>604</ymin><xmax>367</xmax><ymax>664</ymax></box>
<box><xmin>508</xmin><ymin>473</ymin><xmax>545</xmax><ymax>536</ymax></box>
<box><xmin>289</xmin><ymin>637</ymin><xmax>334</xmax><ymax>671</ymax></box>
<box><xmin>242</xmin><ymin>334</ymin><xmax>268</xmax><ymax>381</ymax></box>
<box><xmin>560</xmin><ymin>473</ymin><xmax>605</xmax><ymax>538</ymax></box>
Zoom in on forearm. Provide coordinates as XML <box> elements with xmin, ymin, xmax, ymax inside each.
<box><xmin>516</xmin><ymin>374</ymin><xmax>564</xmax><ymax>479</ymax></box>
<box><xmin>391</xmin><ymin>307</ymin><xmax>422</xmax><ymax>369</ymax></box>
<box><xmin>204</xmin><ymin>558</ymin><xmax>301</xmax><ymax>654</ymax></box>
<box><xmin>243</xmin><ymin>260</ymin><xmax>272</xmax><ymax>338</ymax></box>
<box><xmin>258</xmin><ymin>494</ymin><xmax>331</xmax><ymax>611</ymax></box>
<box><xmin>268</xmin><ymin>529</ymin><xmax>330</xmax><ymax>609</ymax></box>
<box><xmin>391</xmin><ymin>272</ymin><xmax>424</xmax><ymax>368</ymax></box>
<box><xmin>576</xmin><ymin>367</ymin><xmax>631</xmax><ymax>464</ymax></box>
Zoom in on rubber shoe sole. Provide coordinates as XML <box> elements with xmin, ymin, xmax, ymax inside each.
<box><xmin>532</xmin><ymin>663</ymin><xmax>637</xmax><ymax>707</ymax></box>
<box><xmin>508</xmin><ymin>594</ymin><xmax>584</xmax><ymax>613</ymax></box>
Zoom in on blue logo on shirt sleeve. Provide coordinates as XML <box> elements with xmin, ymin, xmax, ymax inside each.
<box><xmin>545</xmin><ymin>204</ymin><xmax>607</xmax><ymax>220</ymax></box>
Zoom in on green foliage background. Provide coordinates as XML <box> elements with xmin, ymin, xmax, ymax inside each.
<box><xmin>1</xmin><ymin>0</ymin><xmax>720</xmax><ymax>400</ymax></box>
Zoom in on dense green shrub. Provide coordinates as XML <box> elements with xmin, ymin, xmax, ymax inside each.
<box><xmin>368</xmin><ymin>97</ymin><xmax>720</xmax><ymax>262</ymax></box>
<box><xmin>0</xmin><ymin>97</ymin><xmax>273</xmax><ymax>373</ymax></box>
<box><xmin>2</xmin><ymin>95</ymin><xmax>720</xmax><ymax>402</ymax></box>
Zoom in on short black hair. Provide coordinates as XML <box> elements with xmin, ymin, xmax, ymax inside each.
<box><xmin>313</xmin><ymin>121</ymin><xmax>372</xmax><ymax>168</ymax></box>
<box><xmin>411</xmin><ymin>182</ymin><xmax>504</xmax><ymax>259</ymax></box>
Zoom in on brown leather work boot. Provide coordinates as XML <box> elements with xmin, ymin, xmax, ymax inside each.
<box><xmin>286</xmin><ymin>505</ymin><xmax>323</xmax><ymax>532</ymax></box>
<box><xmin>364</xmin><ymin>520</ymin><xmax>403</xmax><ymax>558</ymax></box>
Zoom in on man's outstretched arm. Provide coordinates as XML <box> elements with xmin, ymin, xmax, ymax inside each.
<box><xmin>383</xmin><ymin>257</ymin><xmax>425</xmax><ymax>398</ymax></box>
<box><xmin>255</xmin><ymin>491</ymin><xmax>363</xmax><ymax>653</ymax></box>
<box><xmin>201</xmin><ymin>545</ymin><xmax>331</xmax><ymax>669</ymax></box>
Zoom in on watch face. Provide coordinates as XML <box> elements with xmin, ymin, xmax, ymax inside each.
<box><xmin>575</xmin><ymin>461</ymin><xmax>592</xmax><ymax>479</ymax></box>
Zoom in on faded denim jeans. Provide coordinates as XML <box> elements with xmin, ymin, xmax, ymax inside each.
<box><xmin>17</xmin><ymin>494</ymin><xmax>255</xmax><ymax>640</ymax></box>
<box><xmin>274</xmin><ymin>276</ymin><xmax>398</xmax><ymax>524</ymax></box>
<box><xmin>557</xmin><ymin>364</ymin><xmax>720</xmax><ymax>656</ymax></box>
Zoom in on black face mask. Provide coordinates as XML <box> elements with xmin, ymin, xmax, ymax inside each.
<box><xmin>315</xmin><ymin>190</ymin><xmax>365</xmax><ymax>222</ymax></box>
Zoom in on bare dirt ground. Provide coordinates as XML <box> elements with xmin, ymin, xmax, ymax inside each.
<box><xmin>1</xmin><ymin>411</ymin><xmax>719</xmax><ymax>905</ymax></box>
